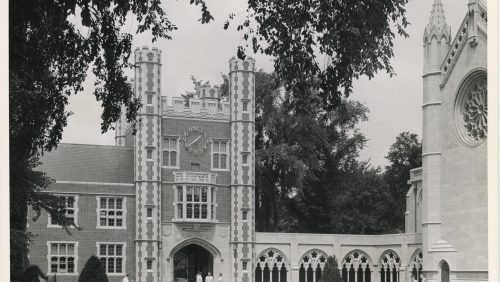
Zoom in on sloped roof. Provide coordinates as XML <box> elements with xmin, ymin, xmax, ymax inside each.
<box><xmin>37</xmin><ymin>143</ymin><xmax>134</xmax><ymax>183</ymax></box>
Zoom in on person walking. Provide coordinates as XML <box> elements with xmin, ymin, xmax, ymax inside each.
<box><xmin>217</xmin><ymin>273</ymin><xmax>223</xmax><ymax>282</ymax></box>
<box><xmin>122</xmin><ymin>274</ymin><xmax>130</xmax><ymax>282</ymax></box>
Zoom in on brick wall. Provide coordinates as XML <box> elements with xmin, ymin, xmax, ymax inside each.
<box><xmin>28</xmin><ymin>183</ymin><xmax>136</xmax><ymax>282</ymax></box>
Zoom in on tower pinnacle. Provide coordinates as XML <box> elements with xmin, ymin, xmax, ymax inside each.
<box><xmin>424</xmin><ymin>0</ymin><xmax>452</xmax><ymax>44</ymax></box>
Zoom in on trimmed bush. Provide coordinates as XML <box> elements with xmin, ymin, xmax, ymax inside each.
<box><xmin>79</xmin><ymin>255</ymin><xmax>109</xmax><ymax>282</ymax></box>
<box><xmin>21</xmin><ymin>265</ymin><xmax>47</xmax><ymax>282</ymax></box>
<box><xmin>319</xmin><ymin>256</ymin><xmax>343</xmax><ymax>282</ymax></box>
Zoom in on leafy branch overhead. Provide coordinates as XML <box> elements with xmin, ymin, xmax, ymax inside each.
<box><xmin>9</xmin><ymin>0</ymin><xmax>212</xmax><ymax>279</ymax></box>
<box><xmin>225</xmin><ymin>0</ymin><xmax>409</xmax><ymax>113</ymax></box>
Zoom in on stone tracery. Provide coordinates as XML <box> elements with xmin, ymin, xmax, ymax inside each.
<box><xmin>298</xmin><ymin>249</ymin><xmax>327</xmax><ymax>282</ymax></box>
<box><xmin>255</xmin><ymin>249</ymin><xmax>289</xmax><ymax>282</ymax></box>
<box><xmin>408</xmin><ymin>250</ymin><xmax>423</xmax><ymax>282</ymax></box>
<box><xmin>379</xmin><ymin>250</ymin><xmax>401</xmax><ymax>282</ymax></box>
<box><xmin>463</xmin><ymin>78</ymin><xmax>488</xmax><ymax>140</ymax></box>
<box><xmin>342</xmin><ymin>250</ymin><xmax>372</xmax><ymax>282</ymax></box>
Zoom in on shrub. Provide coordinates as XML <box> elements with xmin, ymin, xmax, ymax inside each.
<box><xmin>78</xmin><ymin>255</ymin><xmax>109</xmax><ymax>282</ymax></box>
<box><xmin>319</xmin><ymin>256</ymin><xmax>343</xmax><ymax>282</ymax></box>
<box><xmin>21</xmin><ymin>265</ymin><xmax>47</xmax><ymax>282</ymax></box>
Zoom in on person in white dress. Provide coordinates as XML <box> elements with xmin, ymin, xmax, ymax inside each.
<box><xmin>196</xmin><ymin>271</ymin><xmax>203</xmax><ymax>282</ymax></box>
<box><xmin>205</xmin><ymin>272</ymin><xmax>214</xmax><ymax>282</ymax></box>
<box><xmin>218</xmin><ymin>273</ymin><xmax>223</xmax><ymax>282</ymax></box>
<box><xmin>122</xmin><ymin>274</ymin><xmax>130</xmax><ymax>282</ymax></box>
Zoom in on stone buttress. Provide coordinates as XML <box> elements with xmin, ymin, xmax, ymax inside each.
<box><xmin>229</xmin><ymin>57</ymin><xmax>256</xmax><ymax>282</ymax></box>
<box><xmin>134</xmin><ymin>46</ymin><xmax>162</xmax><ymax>282</ymax></box>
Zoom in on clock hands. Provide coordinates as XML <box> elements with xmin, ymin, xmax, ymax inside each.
<box><xmin>186</xmin><ymin>135</ymin><xmax>202</xmax><ymax>148</ymax></box>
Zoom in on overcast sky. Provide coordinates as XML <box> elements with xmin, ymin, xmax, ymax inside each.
<box><xmin>60</xmin><ymin>0</ymin><xmax>469</xmax><ymax>168</ymax></box>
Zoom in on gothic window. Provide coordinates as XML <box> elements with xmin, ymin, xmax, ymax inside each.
<box><xmin>255</xmin><ymin>249</ymin><xmax>289</xmax><ymax>282</ymax></box>
<box><xmin>342</xmin><ymin>250</ymin><xmax>372</xmax><ymax>282</ymax></box>
<box><xmin>97</xmin><ymin>243</ymin><xmax>125</xmax><ymax>274</ymax></box>
<box><xmin>298</xmin><ymin>250</ymin><xmax>327</xmax><ymax>282</ymax></box>
<box><xmin>408</xmin><ymin>250</ymin><xmax>423</xmax><ymax>282</ymax></box>
<box><xmin>146</xmin><ymin>148</ymin><xmax>153</xmax><ymax>160</ymax></box>
<box><xmin>212</xmin><ymin>140</ymin><xmax>228</xmax><ymax>170</ymax></box>
<box><xmin>174</xmin><ymin>185</ymin><xmax>216</xmax><ymax>221</ymax></box>
<box><xmin>453</xmin><ymin>71</ymin><xmax>487</xmax><ymax>147</ymax></box>
<box><xmin>163</xmin><ymin>137</ymin><xmax>179</xmax><ymax>168</ymax></box>
<box><xmin>48</xmin><ymin>196</ymin><xmax>77</xmax><ymax>227</ymax></box>
<box><xmin>48</xmin><ymin>242</ymin><xmax>77</xmax><ymax>274</ymax></box>
<box><xmin>243</xmin><ymin>101</ymin><xmax>249</xmax><ymax>112</ymax></box>
<box><xmin>379</xmin><ymin>250</ymin><xmax>401</xmax><ymax>282</ymax></box>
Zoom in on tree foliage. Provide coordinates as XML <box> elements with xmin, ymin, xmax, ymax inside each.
<box><xmin>226</xmin><ymin>0</ymin><xmax>409</xmax><ymax>113</ymax></box>
<box><xmin>384</xmin><ymin>132</ymin><xmax>422</xmax><ymax>231</ymax></box>
<box><xmin>319</xmin><ymin>256</ymin><xmax>343</xmax><ymax>282</ymax></box>
<box><xmin>78</xmin><ymin>256</ymin><xmax>109</xmax><ymax>282</ymax></box>
<box><xmin>9</xmin><ymin>0</ymin><xmax>212</xmax><ymax>279</ymax></box>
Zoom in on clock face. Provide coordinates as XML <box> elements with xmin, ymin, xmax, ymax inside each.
<box><xmin>184</xmin><ymin>127</ymin><xmax>208</xmax><ymax>154</ymax></box>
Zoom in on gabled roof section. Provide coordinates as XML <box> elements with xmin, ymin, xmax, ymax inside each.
<box><xmin>440</xmin><ymin>0</ymin><xmax>487</xmax><ymax>87</ymax></box>
<box><xmin>423</xmin><ymin>0</ymin><xmax>452</xmax><ymax>44</ymax></box>
<box><xmin>37</xmin><ymin>143</ymin><xmax>135</xmax><ymax>183</ymax></box>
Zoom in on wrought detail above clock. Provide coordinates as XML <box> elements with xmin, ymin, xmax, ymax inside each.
<box><xmin>183</xmin><ymin>127</ymin><xmax>208</xmax><ymax>155</ymax></box>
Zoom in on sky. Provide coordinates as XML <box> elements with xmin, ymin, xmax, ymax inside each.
<box><xmin>60</xmin><ymin>0</ymin><xmax>469</xmax><ymax>168</ymax></box>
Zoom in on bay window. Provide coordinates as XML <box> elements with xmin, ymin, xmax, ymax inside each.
<box><xmin>173</xmin><ymin>185</ymin><xmax>217</xmax><ymax>221</ymax></box>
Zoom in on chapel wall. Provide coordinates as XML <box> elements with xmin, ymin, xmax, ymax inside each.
<box><xmin>437</xmin><ymin>29</ymin><xmax>488</xmax><ymax>273</ymax></box>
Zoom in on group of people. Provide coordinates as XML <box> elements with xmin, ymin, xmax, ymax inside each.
<box><xmin>196</xmin><ymin>272</ymin><xmax>223</xmax><ymax>282</ymax></box>
<box><xmin>411</xmin><ymin>273</ymin><xmax>427</xmax><ymax>282</ymax></box>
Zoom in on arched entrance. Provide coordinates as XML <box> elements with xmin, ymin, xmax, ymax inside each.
<box><xmin>173</xmin><ymin>244</ymin><xmax>214</xmax><ymax>282</ymax></box>
<box><xmin>440</xmin><ymin>261</ymin><xmax>450</xmax><ymax>282</ymax></box>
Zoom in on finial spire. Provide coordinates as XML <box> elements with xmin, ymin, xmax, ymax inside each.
<box><xmin>424</xmin><ymin>0</ymin><xmax>451</xmax><ymax>44</ymax></box>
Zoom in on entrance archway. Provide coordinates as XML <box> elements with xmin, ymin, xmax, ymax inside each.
<box><xmin>174</xmin><ymin>244</ymin><xmax>214</xmax><ymax>282</ymax></box>
<box><xmin>440</xmin><ymin>261</ymin><xmax>450</xmax><ymax>282</ymax></box>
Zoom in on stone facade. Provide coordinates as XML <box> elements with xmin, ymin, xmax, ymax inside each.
<box><xmin>27</xmin><ymin>1</ymin><xmax>488</xmax><ymax>282</ymax></box>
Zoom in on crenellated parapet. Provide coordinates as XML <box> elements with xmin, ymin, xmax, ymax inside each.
<box><xmin>161</xmin><ymin>96</ymin><xmax>230</xmax><ymax>120</ymax></box>
<box><xmin>135</xmin><ymin>46</ymin><xmax>162</xmax><ymax>65</ymax></box>
<box><xmin>197</xmin><ymin>85</ymin><xmax>221</xmax><ymax>100</ymax></box>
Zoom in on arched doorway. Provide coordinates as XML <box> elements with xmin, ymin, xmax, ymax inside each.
<box><xmin>174</xmin><ymin>244</ymin><xmax>214</xmax><ymax>282</ymax></box>
<box><xmin>440</xmin><ymin>261</ymin><xmax>450</xmax><ymax>282</ymax></box>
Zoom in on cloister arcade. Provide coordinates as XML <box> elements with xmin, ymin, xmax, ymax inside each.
<box><xmin>254</xmin><ymin>248</ymin><xmax>424</xmax><ymax>282</ymax></box>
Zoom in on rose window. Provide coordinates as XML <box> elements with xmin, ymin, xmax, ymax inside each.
<box><xmin>454</xmin><ymin>71</ymin><xmax>488</xmax><ymax>147</ymax></box>
<box><xmin>463</xmin><ymin>79</ymin><xmax>487</xmax><ymax>140</ymax></box>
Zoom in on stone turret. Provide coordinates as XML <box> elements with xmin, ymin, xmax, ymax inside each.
<box><xmin>133</xmin><ymin>46</ymin><xmax>162</xmax><ymax>282</ymax></box>
<box><xmin>421</xmin><ymin>0</ymin><xmax>453</xmax><ymax>276</ymax></box>
<box><xmin>423</xmin><ymin>0</ymin><xmax>452</xmax><ymax>73</ymax></box>
<box><xmin>228</xmin><ymin>57</ymin><xmax>256</xmax><ymax>282</ymax></box>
